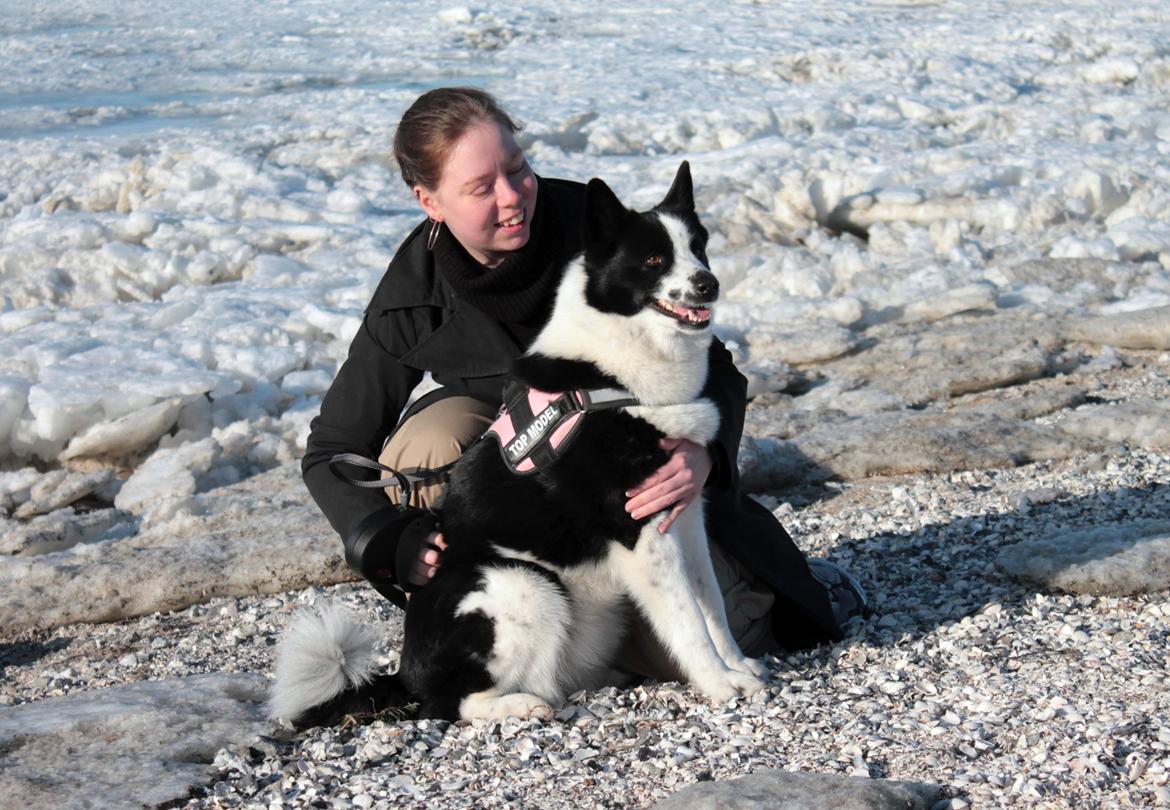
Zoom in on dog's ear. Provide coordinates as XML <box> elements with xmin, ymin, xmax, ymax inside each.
<box><xmin>656</xmin><ymin>161</ymin><xmax>694</xmax><ymax>214</ymax></box>
<box><xmin>584</xmin><ymin>177</ymin><xmax>628</xmax><ymax>253</ymax></box>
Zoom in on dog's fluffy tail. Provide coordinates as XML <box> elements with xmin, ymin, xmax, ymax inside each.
<box><xmin>269</xmin><ymin>604</ymin><xmax>411</xmax><ymax>727</ymax></box>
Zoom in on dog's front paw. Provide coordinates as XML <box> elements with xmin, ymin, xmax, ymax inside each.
<box><xmin>696</xmin><ymin>670</ymin><xmax>766</xmax><ymax>703</ymax></box>
<box><xmin>465</xmin><ymin>692</ymin><xmax>554</xmax><ymax>721</ymax></box>
<box><xmin>499</xmin><ymin>693</ymin><xmax>554</xmax><ymax>721</ymax></box>
<box><xmin>732</xmin><ymin>655</ymin><xmax>770</xmax><ymax>680</ymax></box>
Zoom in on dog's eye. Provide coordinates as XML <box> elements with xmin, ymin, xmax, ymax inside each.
<box><xmin>643</xmin><ymin>255</ymin><xmax>664</xmax><ymax>267</ymax></box>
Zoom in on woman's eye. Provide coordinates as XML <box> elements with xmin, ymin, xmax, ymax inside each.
<box><xmin>508</xmin><ymin>160</ymin><xmax>527</xmax><ymax>175</ymax></box>
<box><xmin>644</xmin><ymin>255</ymin><xmax>664</xmax><ymax>267</ymax></box>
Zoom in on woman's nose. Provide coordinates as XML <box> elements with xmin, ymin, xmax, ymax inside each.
<box><xmin>496</xmin><ymin>174</ymin><xmax>523</xmax><ymax>207</ymax></box>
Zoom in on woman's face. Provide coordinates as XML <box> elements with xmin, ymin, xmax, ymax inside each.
<box><xmin>415</xmin><ymin>119</ymin><xmax>538</xmax><ymax>268</ymax></box>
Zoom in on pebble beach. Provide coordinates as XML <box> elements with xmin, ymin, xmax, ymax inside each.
<box><xmin>4</xmin><ymin>330</ymin><xmax>1170</xmax><ymax>808</ymax></box>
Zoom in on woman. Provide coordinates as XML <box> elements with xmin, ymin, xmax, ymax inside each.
<box><xmin>302</xmin><ymin>88</ymin><xmax>865</xmax><ymax>680</ymax></box>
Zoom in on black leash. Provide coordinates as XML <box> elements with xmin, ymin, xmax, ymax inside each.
<box><xmin>328</xmin><ymin>451</ymin><xmax>464</xmax><ymax>505</ymax></box>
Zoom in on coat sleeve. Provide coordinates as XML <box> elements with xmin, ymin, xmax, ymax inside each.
<box><xmin>701</xmin><ymin>338</ymin><xmax>748</xmax><ymax>492</ymax></box>
<box><xmin>302</xmin><ymin>308</ymin><xmax>428</xmax><ymax>589</ymax></box>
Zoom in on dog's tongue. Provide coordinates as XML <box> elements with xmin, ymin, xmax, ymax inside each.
<box><xmin>661</xmin><ymin>301</ymin><xmax>711</xmax><ymax>322</ymax></box>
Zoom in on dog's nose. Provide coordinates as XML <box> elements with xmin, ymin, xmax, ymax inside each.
<box><xmin>692</xmin><ymin>270</ymin><xmax>719</xmax><ymax>302</ymax></box>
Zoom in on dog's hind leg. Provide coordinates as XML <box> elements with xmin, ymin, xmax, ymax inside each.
<box><xmin>673</xmin><ymin>504</ymin><xmax>769</xmax><ymax>680</ymax></box>
<box><xmin>611</xmin><ymin>524</ymin><xmax>765</xmax><ymax>704</ymax></box>
<box><xmin>452</xmin><ymin>562</ymin><xmax>571</xmax><ymax>721</ymax></box>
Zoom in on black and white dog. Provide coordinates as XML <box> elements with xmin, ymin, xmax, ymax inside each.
<box><xmin>271</xmin><ymin>163</ymin><xmax>766</xmax><ymax>725</ymax></box>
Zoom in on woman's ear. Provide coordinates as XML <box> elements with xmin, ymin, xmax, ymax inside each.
<box><xmin>414</xmin><ymin>186</ymin><xmax>442</xmax><ymax>222</ymax></box>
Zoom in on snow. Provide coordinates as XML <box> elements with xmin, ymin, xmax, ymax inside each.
<box><xmin>0</xmin><ymin>673</ymin><xmax>269</xmax><ymax>809</ymax></box>
<box><xmin>0</xmin><ymin>0</ymin><xmax>1169</xmax><ymax>601</ymax></box>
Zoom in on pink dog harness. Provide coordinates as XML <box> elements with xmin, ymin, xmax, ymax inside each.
<box><xmin>486</xmin><ymin>382</ymin><xmax>638</xmax><ymax>474</ymax></box>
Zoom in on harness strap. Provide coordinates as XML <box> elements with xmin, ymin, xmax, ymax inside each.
<box><xmin>487</xmin><ymin>384</ymin><xmax>639</xmax><ymax>475</ymax></box>
<box><xmin>579</xmin><ymin>387</ymin><xmax>639</xmax><ymax>411</ymax></box>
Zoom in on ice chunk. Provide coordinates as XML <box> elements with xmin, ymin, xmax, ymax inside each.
<box><xmin>114</xmin><ymin>437</ymin><xmax>219</xmax><ymax>516</ymax></box>
<box><xmin>901</xmin><ymin>282</ymin><xmax>998</xmax><ymax>323</ymax></box>
<box><xmin>325</xmin><ymin>188</ymin><xmax>369</xmax><ymax>213</ymax></box>
<box><xmin>1080</xmin><ymin>58</ymin><xmax>1140</xmax><ymax>85</ymax></box>
<box><xmin>0</xmin><ymin>466</ymin><xmax>41</xmax><ymax>513</ymax></box>
<box><xmin>61</xmin><ymin>398</ymin><xmax>183</xmax><ymax>460</ymax></box>
<box><xmin>0</xmin><ymin>374</ymin><xmax>30</xmax><ymax>447</ymax></box>
<box><xmin>14</xmin><ymin>468</ymin><xmax>115</xmax><ymax>519</ymax></box>
<box><xmin>280</xmin><ymin>368</ymin><xmax>332</xmax><ymax>397</ymax></box>
<box><xmin>1106</xmin><ymin>216</ymin><xmax>1170</xmax><ymax>261</ymax></box>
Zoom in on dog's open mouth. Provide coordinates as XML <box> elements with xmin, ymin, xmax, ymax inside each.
<box><xmin>650</xmin><ymin>299</ymin><xmax>712</xmax><ymax>329</ymax></box>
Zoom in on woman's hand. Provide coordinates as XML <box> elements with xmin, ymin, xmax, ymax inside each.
<box><xmin>407</xmin><ymin>531</ymin><xmax>447</xmax><ymax>587</ymax></box>
<box><xmin>625</xmin><ymin>438</ymin><xmax>713</xmax><ymax>533</ymax></box>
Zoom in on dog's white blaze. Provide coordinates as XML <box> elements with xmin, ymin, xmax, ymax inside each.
<box><xmin>656</xmin><ymin>211</ymin><xmax>710</xmax><ymax>281</ymax></box>
<box><xmin>529</xmin><ymin>262</ymin><xmax>710</xmax><ymax>407</ymax></box>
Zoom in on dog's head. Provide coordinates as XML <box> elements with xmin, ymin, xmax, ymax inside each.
<box><xmin>582</xmin><ymin>162</ymin><xmax>718</xmax><ymax>337</ymax></box>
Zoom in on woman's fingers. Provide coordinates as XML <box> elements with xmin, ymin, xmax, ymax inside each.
<box><xmin>407</xmin><ymin>531</ymin><xmax>446</xmax><ymax>586</ymax></box>
<box><xmin>657</xmin><ymin>500</ymin><xmax>689</xmax><ymax>533</ymax></box>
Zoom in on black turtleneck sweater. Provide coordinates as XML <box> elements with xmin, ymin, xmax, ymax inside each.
<box><xmin>430</xmin><ymin>180</ymin><xmax>565</xmax><ymax>335</ymax></box>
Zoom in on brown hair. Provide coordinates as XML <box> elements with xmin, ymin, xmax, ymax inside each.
<box><xmin>393</xmin><ymin>87</ymin><xmax>523</xmax><ymax>191</ymax></box>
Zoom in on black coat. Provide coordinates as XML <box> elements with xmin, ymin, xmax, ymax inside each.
<box><xmin>302</xmin><ymin>177</ymin><xmax>841</xmax><ymax>650</ymax></box>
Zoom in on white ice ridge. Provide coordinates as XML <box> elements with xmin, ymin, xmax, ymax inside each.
<box><xmin>0</xmin><ymin>0</ymin><xmax>1168</xmax><ymax>508</ymax></box>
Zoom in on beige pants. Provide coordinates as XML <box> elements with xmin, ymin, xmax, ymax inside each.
<box><xmin>379</xmin><ymin>394</ymin><xmax>778</xmax><ymax>681</ymax></box>
<box><xmin>379</xmin><ymin>396</ymin><xmax>498</xmax><ymax>508</ymax></box>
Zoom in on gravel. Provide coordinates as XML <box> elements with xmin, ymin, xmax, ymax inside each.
<box><xmin>3</xmin><ymin>352</ymin><xmax>1170</xmax><ymax>808</ymax></box>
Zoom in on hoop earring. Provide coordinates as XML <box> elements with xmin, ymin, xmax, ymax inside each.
<box><xmin>426</xmin><ymin>219</ymin><xmax>441</xmax><ymax>251</ymax></box>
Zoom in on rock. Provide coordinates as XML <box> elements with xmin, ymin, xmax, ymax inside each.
<box><xmin>13</xmin><ymin>468</ymin><xmax>115</xmax><ymax>519</ymax></box>
<box><xmin>815</xmin><ymin>316</ymin><xmax>1064</xmax><ymax>407</ymax></box>
<box><xmin>653</xmin><ymin>769</ymin><xmax>941</xmax><ymax>809</ymax></box>
<box><xmin>0</xmin><ymin>461</ymin><xmax>348</xmax><ymax>633</ymax></box>
<box><xmin>744</xmin><ymin>402</ymin><xmax>849</xmax><ymax>441</ymax></box>
<box><xmin>948</xmin><ymin>382</ymin><xmax>1088</xmax><ymax>421</ymax></box>
<box><xmin>1056</xmin><ymin>398</ymin><xmax>1170</xmax><ymax>449</ymax></box>
<box><xmin>900</xmin><ymin>283</ymin><xmax>998</xmax><ymax>324</ymax></box>
<box><xmin>740</xmin><ymin>410</ymin><xmax>1108</xmax><ymax>488</ymax></box>
<box><xmin>985</xmin><ymin>257</ymin><xmax>1121</xmax><ymax>306</ymax></box>
<box><xmin>0</xmin><ymin>507</ymin><xmax>134</xmax><ymax>556</ymax></box>
<box><xmin>749</xmin><ymin>324</ymin><xmax>859</xmax><ymax>366</ymax></box>
<box><xmin>1065</xmin><ymin>305</ymin><xmax>1170</xmax><ymax>350</ymax></box>
<box><xmin>0</xmin><ymin>673</ymin><xmax>269</xmax><ymax>809</ymax></box>
<box><xmin>996</xmin><ymin>519</ymin><xmax>1170</xmax><ymax>596</ymax></box>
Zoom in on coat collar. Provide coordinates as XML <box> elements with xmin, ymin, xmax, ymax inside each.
<box><xmin>367</xmin><ymin>224</ymin><xmax>514</xmax><ymax>377</ymax></box>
